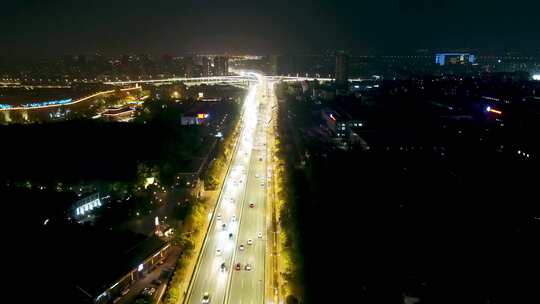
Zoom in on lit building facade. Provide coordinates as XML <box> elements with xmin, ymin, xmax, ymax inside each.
<box><xmin>213</xmin><ymin>56</ymin><xmax>229</xmax><ymax>76</ymax></box>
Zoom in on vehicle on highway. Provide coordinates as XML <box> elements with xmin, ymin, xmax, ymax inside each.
<box><xmin>202</xmin><ymin>292</ymin><xmax>211</xmax><ymax>304</ymax></box>
<box><xmin>157</xmin><ymin>259</ymin><xmax>165</xmax><ymax>265</ymax></box>
<box><xmin>216</xmin><ymin>213</ymin><xmax>221</xmax><ymax>221</ymax></box>
<box><xmin>260</xmin><ymin>182</ymin><xmax>265</xmax><ymax>188</ymax></box>
<box><xmin>249</xmin><ymin>203</ymin><xmax>255</xmax><ymax>208</ymax></box>
<box><xmin>222</xmin><ymin>223</ymin><xmax>227</xmax><ymax>230</ymax></box>
<box><xmin>247</xmin><ymin>239</ymin><xmax>253</xmax><ymax>245</ymax></box>
<box><xmin>142</xmin><ymin>287</ymin><xmax>156</xmax><ymax>297</ymax></box>
<box><xmin>216</xmin><ymin>249</ymin><xmax>222</xmax><ymax>256</ymax></box>
<box><xmin>121</xmin><ymin>288</ymin><xmax>130</xmax><ymax>296</ymax></box>
<box><xmin>258</xmin><ymin>232</ymin><xmax>263</xmax><ymax>238</ymax></box>
<box><xmin>152</xmin><ymin>279</ymin><xmax>162</xmax><ymax>285</ymax></box>
<box><xmin>259</xmin><ymin>157</ymin><xmax>263</xmax><ymax>161</ymax></box>
<box><xmin>239</xmin><ymin>244</ymin><xmax>245</xmax><ymax>251</ymax></box>
<box><xmin>255</xmin><ymin>173</ymin><xmax>260</xmax><ymax>178</ymax></box>
<box><xmin>245</xmin><ymin>264</ymin><xmax>252</xmax><ymax>271</ymax></box>
<box><xmin>220</xmin><ymin>262</ymin><xmax>227</xmax><ymax>272</ymax></box>
<box><xmin>235</xmin><ymin>263</ymin><xmax>241</xmax><ymax>270</ymax></box>
<box><xmin>229</xmin><ymin>232</ymin><xmax>234</xmax><ymax>239</ymax></box>
<box><xmin>232</xmin><ymin>215</ymin><xmax>236</xmax><ymax>222</ymax></box>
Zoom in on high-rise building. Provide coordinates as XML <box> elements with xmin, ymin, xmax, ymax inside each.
<box><xmin>335</xmin><ymin>51</ymin><xmax>349</xmax><ymax>86</ymax></box>
<box><xmin>214</xmin><ymin>56</ymin><xmax>229</xmax><ymax>76</ymax></box>
<box><xmin>269</xmin><ymin>55</ymin><xmax>279</xmax><ymax>75</ymax></box>
<box><xmin>268</xmin><ymin>54</ymin><xmax>294</xmax><ymax>76</ymax></box>
<box><xmin>184</xmin><ymin>56</ymin><xmax>195</xmax><ymax>77</ymax></box>
<box><xmin>202</xmin><ymin>56</ymin><xmax>212</xmax><ymax>77</ymax></box>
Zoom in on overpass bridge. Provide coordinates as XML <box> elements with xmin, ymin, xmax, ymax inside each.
<box><xmin>103</xmin><ymin>76</ymin><xmax>257</xmax><ymax>87</ymax></box>
<box><xmin>1</xmin><ymin>75</ymin><xmax>368</xmax><ymax>112</ymax></box>
<box><xmin>103</xmin><ymin>75</ymin><xmax>367</xmax><ymax>86</ymax></box>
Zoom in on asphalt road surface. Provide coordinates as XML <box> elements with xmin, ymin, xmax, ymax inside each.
<box><xmin>226</xmin><ymin>79</ymin><xmax>270</xmax><ymax>304</ymax></box>
<box><xmin>186</xmin><ymin>74</ymin><xmax>269</xmax><ymax>304</ymax></box>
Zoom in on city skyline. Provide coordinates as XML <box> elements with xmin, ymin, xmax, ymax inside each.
<box><xmin>2</xmin><ymin>2</ymin><xmax>540</xmax><ymax>304</ymax></box>
<box><xmin>2</xmin><ymin>0</ymin><xmax>540</xmax><ymax>60</ymax></box>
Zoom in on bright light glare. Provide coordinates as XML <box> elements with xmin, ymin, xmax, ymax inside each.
<box><xmin>488</xmin><ymin>108</ymin><xmax>502</xmax><ymax>115</ymax></box>
<box><xmin>533</xmin><ymin>74</ymin><xmax>540</xmax><ymax>81</ymax></box>
<box><xmin>225</xmin><ymin>238</ymin><xmax>234</xmax><ymax>251</ymax></box>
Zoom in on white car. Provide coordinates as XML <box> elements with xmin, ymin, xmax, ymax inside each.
<box><xmin>202</xmin><ymin>292</ymin><xmax>211</xmax><ymax>304</ymax></box>
<box><xmin>255</xmin><ymin>173</ymin><xmax>260</xmax><ymax>178</ymax></box>
<box><xmin>231</xmin><ymin>215</ymin><xmax>237</xmax><ymax>222</ymax></box>
<box><xmin>257</xmin><ymin>232</ymin><xmax>263</xmax><ymax>238</ymax></box>
<box><xmin>239</xmin><ymin>244</ymin><xmax>245</xmax><ymax>251</ymax></box>
<box><xmin>216</xmin><ymin>214</ymin><xmax>221</xmax><ymax>221</ymax></box>
<box><xmin>245</xmin><ymin>264</ymin><xmax>252</xmax><ymax>271</ymax></box>
<box><xmin>216</xmin><ymin>249</ymin><xmax>222</xmax><ymax>256</ymax></box>
<box><xmin>247</xmin><ymin>239</ymin><xmax>253</xmax><ymax>245</ymax></box>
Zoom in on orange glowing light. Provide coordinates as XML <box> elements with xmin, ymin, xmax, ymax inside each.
<box><xmin>488</xmin><ymin>108</ymin><xmax>502</xmax><ymax>115</ymax></box>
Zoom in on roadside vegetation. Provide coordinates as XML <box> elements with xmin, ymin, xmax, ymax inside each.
<box><xmin>274</xmin><ymin>82</ymin><xmax>305</xmax><ymax>303</ymax></box>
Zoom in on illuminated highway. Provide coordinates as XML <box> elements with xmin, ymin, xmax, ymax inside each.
<box><xmin>103</xmin><ymin>75</ymin><xmax>367</xmax><ymax>86</ymax></box>
<box><xmin>226</xmin><ymin>74</ymin><xmax>274</xmax><ymax>304</ymax></box>
<box><xmin>0</xmin><ymin>75</ymin><xmax>366</xmax><ymax>112</ymax></box>
<box><xmin>0</xmin><ymin>86</ymin><xmax>142</xmax><ymax>111</ymax></box>
<box><xmin>103</xmin><ymin>76</ymin><xmax>257</xmax><ymax>86</ymax></box>
<box><xmin>185</xmin><ymin>72</ymin><xmax>273</xmax><ymax>304</ymax></box>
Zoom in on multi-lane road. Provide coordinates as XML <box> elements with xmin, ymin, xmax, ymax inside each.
<box><xmin>186</xmin><ymin>73</ymin><xmax>275</xmax><ymax>304</ymax></box>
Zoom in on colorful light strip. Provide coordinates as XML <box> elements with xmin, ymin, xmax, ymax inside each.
<box><xmin>0</xmin><ymin>86</ymin><xmax>141</xmax><ymax>111</ymax></box>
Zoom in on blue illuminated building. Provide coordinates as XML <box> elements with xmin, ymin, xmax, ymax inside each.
<box><xmin>435</xmin><ymin>53</ymin><xmax>476</xmax><ymax>66</ymax></box>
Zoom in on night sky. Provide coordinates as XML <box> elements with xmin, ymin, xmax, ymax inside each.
<box><xmin>1</xmin><ymin>0</ymin><xmax>539</xmax><ymax>58</ymax></box>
